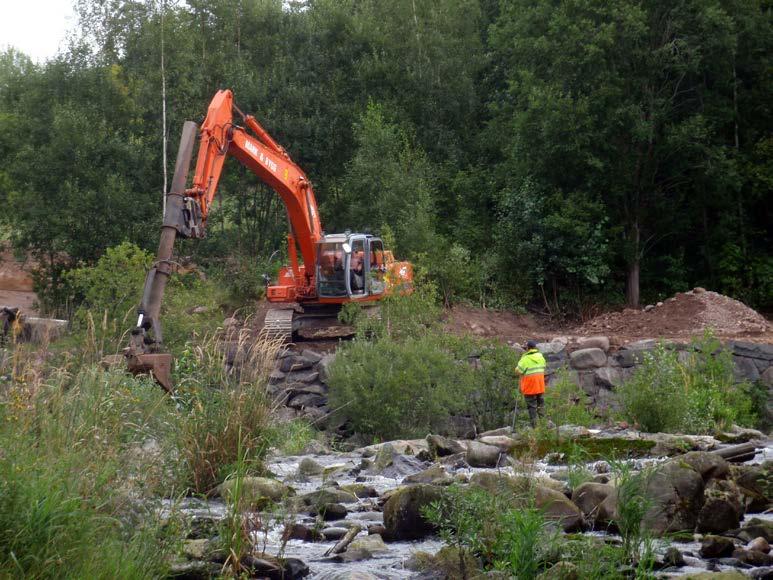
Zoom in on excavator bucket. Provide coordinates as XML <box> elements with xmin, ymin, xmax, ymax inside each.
<box><xmin>126</xmin><ymin>353</ymin><xmax>174</xmax><ymax>394</ymax></box>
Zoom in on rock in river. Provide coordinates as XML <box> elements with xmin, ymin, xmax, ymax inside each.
<box><xmin>383</xmin><ymin>484</ymin><xmax>442</xmax><ymax>540</ymax></box>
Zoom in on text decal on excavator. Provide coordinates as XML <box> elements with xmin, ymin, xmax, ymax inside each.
<box><xmin>245</xmin><ymin>139</ymin><xmax>278</xmax><ymax>173</ymax></box>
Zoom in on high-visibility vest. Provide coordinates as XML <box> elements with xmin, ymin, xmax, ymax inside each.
<box><xmin>516</xmin><ymin>349</ymin><xmax>546</xmax><ymax>395</ymax></box>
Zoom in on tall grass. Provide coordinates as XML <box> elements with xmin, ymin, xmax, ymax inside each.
<box><xmin>174</xmin><ymin>327</ymin><xmax>283</xmax><ymax>493</ymax></box>
<box><xmin>0</xmin><ymin>365</ymin><xmax>176</xmax><ymax>578</ymax></box>
<box><xmin>424</xmin><ymin>484</ymin><xmax>559</xmax><ymax>579</ymax></box>
<box><xmin>0</xmin><ymin>310</ymin><xmax>282</xmax><ymax>576</ymax></box>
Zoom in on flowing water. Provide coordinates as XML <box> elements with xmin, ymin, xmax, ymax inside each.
<box><xmin>163</xmin><ymin>438</ymin><xmax>773</xmax><ymax>579</ymax></box>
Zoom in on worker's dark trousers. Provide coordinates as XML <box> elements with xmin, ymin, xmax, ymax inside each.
<box><xmin>525</xmin><ymin>394</ymin><xmax>545</xmax><ymax>427</ymax></box>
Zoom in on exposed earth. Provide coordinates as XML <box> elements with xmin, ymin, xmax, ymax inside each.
<box><xmin>444</xmin><ymin>288</ymin><xmax>773</xmax><ymax>347</ymax></box>
<box><xmin>0</xmin><ymin>245</ymin><xmax>37</xmax><ymax>315</ymax></box>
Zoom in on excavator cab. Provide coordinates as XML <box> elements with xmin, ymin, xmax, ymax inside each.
<box><xmin>316</xmin><ymin>234</ymin><xmax>387</xmax><ymax>299</ymax></box>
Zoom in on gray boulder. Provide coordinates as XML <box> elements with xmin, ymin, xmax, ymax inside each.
<box><xmin>594</xmin><ymin>367</ymin><xmax>623</xmax><ymax>388</ymax></box>
<box><xmin>700</xmin><ymin>535</ymin><xmax>735</xmax><ymax>558</ymax></box>
<box><xmin>383</xmin><ymin>485</ymin><xmax>442</xmax><ymax>540</ymax></box>
<box><xmin>732</xmin><ymin>464</ymin><xmax>772</xmax><ymax>513</ymax></box>
<box><xmin>300</xmin><ymin>487</ymin><xmax>359</xmax><ymax>507</ymax></box>
<box><xmin>678</xmin><ymin>451</ymin><xmax>730</xmax><ymax>482</ymax></box>
<box><xmin>535</xmin><ymin>485</ymin><xmax>583</xmax><ymax>532</ymax></box>
<box><xmin>216</xmin><ymin>476</ymin><xmax>293</xmax><ymax>508</ymax></box>
<box><xmin>571</xmin><ymin>482</ymin><xmax>615</xmax><ymax>524</ymax></box>
<box><xmin>403</xmin><ymin>465</ymin><xmax>453</xmax><ymax>486</ymax></box>
<box><xmin>577</xmin><ymin>336</ymin><xmax>610</xmax><ymax>352</ymax></box>
<box><xmin>643</xmin><ymin>461</ymin><xmax>705</xmax><ymax>535</ymax></box>
<box><xmin>464</xmin><ymin>440</ymin><xmax>504</xmax><ymax>468</ymax></box>
<box><xmin>298</xmin><ymin>457</ymin><xmax>324</xmax><ymax>477</ymax></box>
<box><xmin>569</xmin><ymin>348</ymin><xmax>607</xmax><ymax>370</ymax></box>
<box><xmin>426</xmin><ymin>434</ymin><xmax>465</xmax><ymax>457</ymax></box>
<box><xmin>478</xmin><ymin>435</ymin><xmax>519</xmax><ymax>452</ymax></box>
<box><xmin>696</xmin><ymin>479</ymin><xmax>744</xmax><ymax>534</ymax></box>
<box><xmin>368</xmin><ymin>443</ymin><xmax>426</xmax><ymax>478</ymax></box>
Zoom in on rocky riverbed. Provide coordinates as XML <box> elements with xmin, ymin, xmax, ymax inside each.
<box><xmin>165</xmin><ymin>426</ymin><xmax>772</xmax><ymax>579</ymax></box>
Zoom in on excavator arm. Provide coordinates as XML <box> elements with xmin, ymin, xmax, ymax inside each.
<box><xmin>126</xmin><ymin>89</ymin><xmax>322</xmax><ymax>392</ymax></box>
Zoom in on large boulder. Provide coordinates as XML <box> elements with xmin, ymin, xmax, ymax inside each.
<box><xmin>642</xmin><ymin>461</ymin><xmax>705</xmax><ymax>535</ymax></box>
<box><xmin>367</xmin><ymin>443</ymin><xmax>426</xmax><ymax>478</ymax></box>
<box><xmin>426</xmin><ymin>434</ymin><xmax>465</xmax><ymax>457</ymax></box>
<box><xmin>571</xmin><ymin>482</ymin><xmax>615</xmax><ymax>524</ymax></box>
<box><xmin>577</xmin><ymin>336</ymin><xmax>610</xmax><ymax>352</ymax></box>
<box><xmin>696</xmin><ymin>479</ymin><xmax>744</xmax><ymax>534</ymax></box>
<box><xmin>732</xmin><ymin>464</ymin><xmax>772</xmax><ymax>513</ymax></box>
<box><xmin>699</xmin><ymin>535</ymin><xmax>735</xmax><ymax>558</ymax></box>
<box><xmin>677</xmin><ymin>451</ymin><xmax>730</xmax><ymax>482</ymax></box>
<box><xmin>216</xmin><ymin>477</ymin><xmax>293</xmax><ymax>508</ymax></box>
<box><xmin>469</xmin><ymin>473</ymin><xmax>581</xmax><ymax>531</ymax></box>
<box><xmin>464</xmin><ymin>441</ymin><xmax>504</xmax><ymax>468</ymax></box>
<box><xmin>478</xmin><ymin>435</ymin><xmax>519</xmax><ymax>452</ymax></box>
<box><xmin>569</xmin><ymin>348</ymin><xmax>607</xmax><ymax>370</ymax></box>
<box><xmin>734</xmin><ymin>518</ymin><xmax>773</xmax><ymax>543</ymax></box>
<box><xmin>299</xmin><ymin>487</ymin><xmax>359</xmax><ymax>507</ymax></box>
<box><xmin>534</xmin><ymin>485</ymin><xmax>583</xmax><ymax>532</ymax></box>
<box><xmin>594</xmin><ymin>367</ymin><xmax>623</xmax><ymax>389</ymax></box>
<box><xmin>383</xmin><ymin>485</ymin><xmax>443</xmax><ymax>540</ymax></box>
<box><xmin>470</xmin><ymin>472</ymin><xmax>524</xmax><ymax>495</ymax></box>
<box><xmin>403</xmin><ymin>465</ymin><xmax>454</xmax><ymax>486</ymax></box>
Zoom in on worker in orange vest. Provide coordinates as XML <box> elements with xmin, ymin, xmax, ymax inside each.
<box><xmin>515</xmin><ymin>340</ymin><xmax>547</xmax><ymax>427</ymax></box>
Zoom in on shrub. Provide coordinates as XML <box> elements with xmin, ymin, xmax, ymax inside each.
<box><xmin>349</xmin><ymin>275</ymin><xmax>442</xmax><ymax>341</ymax></box>
<box><xmin>460</xmin><ymin>340</ymin><xmax>520</xmax><ymax>433</ymax></box>
<box><xmin>619</xmin><ymin>332</ymin><xmax>757</xmax><ymax>434</ymax></box>
<box><xmin>544</xmin><ymin>368</ymin><xmax>596</xmax><ymax>427</ymax></box>
<box><xmin>328</xmin><ymin>335</ymin><xmax>472</xmax><ymax>441</ymax></box>
<box><xmin>67</xmin><ymin>242</ymin><xmax>152</xmax><ymax>324</ymax></box>
<box><xmin>63</xmin><ymin>242</ymin><xmax>224</xmax><ymax>360</ymax></box>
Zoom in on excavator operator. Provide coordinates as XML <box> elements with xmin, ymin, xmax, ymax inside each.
<box><xmin>350</xmin><ymin>252</ymin><xmax>365</xmax><ymax>292</ymax></box>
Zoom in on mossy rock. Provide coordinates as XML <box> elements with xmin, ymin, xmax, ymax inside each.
<box><xmin>509</xmin><ymin>436</ymin><xmax>655</xmax><ymax>462</ymax></box>
<box><xmin>383</xmin><ymin>484</ymin><xmax>442</xmax><ymax>540</ymax></box>
<box><xmin>216</xmin><ymin>476</ymin><xmax>293</xmax><ymax>509</ymax></box>
<box><xmin>680</xmin><ymin>572</ymin><xmax>746</xmax><ymax>580</ymax></box>
<box><xmin>408</xmin><ymin>546</ymin><xmax>481</xmax><ymax>579</ymax></box>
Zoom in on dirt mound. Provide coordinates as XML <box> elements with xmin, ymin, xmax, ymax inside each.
<box><xmin>576</xmin><ymin>288</ymin><xmax>771</xmax><ymax>339</ymax></box>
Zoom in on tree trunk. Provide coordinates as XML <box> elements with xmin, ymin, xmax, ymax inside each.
<box><xmin>626</xmin><ymin>221</ymin><xmax>641</xmax><ymax>308</ymax></box>
<box><xmin>626</xmin><ymin>259</ymin><xmax>640</xmax><ymax>308</ymax></box>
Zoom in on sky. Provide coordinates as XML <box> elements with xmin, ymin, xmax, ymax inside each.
<box><xmin>0</xmin><ymin>0</ymin><xmax>77</xmax><ymax>62</ymax></box>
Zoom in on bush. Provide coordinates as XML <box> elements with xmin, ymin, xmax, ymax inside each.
<box><xmin>67</xmin><ymin>242</ymin><xmax>153</xmax><ymax>324</ymax></box>
<box><xmin>544</xmin><ymin>369</ymin><xmax>596</xmax><ymax>427</ymax></box>
<box><xmin>461</xmin><ymin>340</ymin><xmax>520</xmax><ymax>433</ymax></box>
<box><xmin>619</xmin><ymin>332</ymin><xmax>757</xmax><ymax>434</ymax></box>
<box><xmin>62</xmin><ymin>242</ymin><xmax>225</xmax><ymax>361</ymax></box>
<box><xmin>328</xmin><ymin>335</ymin><xmax>472</xmax><ymax>441</ymax></box>
<box><xmin>348</xmin><ymin>274</ymin><xmax>442</xmax><ymax>341</ymax></box>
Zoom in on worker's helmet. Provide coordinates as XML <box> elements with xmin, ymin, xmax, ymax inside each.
<box><xmin>526</xmin><ymin>340</ymin><xmax>538</xmax><ymax>349</ymax></box>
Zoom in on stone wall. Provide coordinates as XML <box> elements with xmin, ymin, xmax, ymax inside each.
<box><xmin>540</xmin><ymin>337</ymin><xmax>773</xmax><ymax>421</ymax></box>
<box><xmin>269</xmin><ymin>338</ymin><xmax>773</xmax><ymax>429</ymax></box>
<box><xmin>267</xmin><ymin>348</ymin><xmax>335</xmax><ymax>424</ymax></box>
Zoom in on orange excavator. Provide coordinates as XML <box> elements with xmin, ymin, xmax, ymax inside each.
<box><xmin>126</xmin><ymin>89</ymin><xmax>412</xmax><ymax>392</ymax></box>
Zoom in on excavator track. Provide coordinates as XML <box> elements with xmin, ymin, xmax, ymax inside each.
<box><xmin>261</xmin><ymin>308</ymin><xmax>294</xmax><ymax>342</ymax></box>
